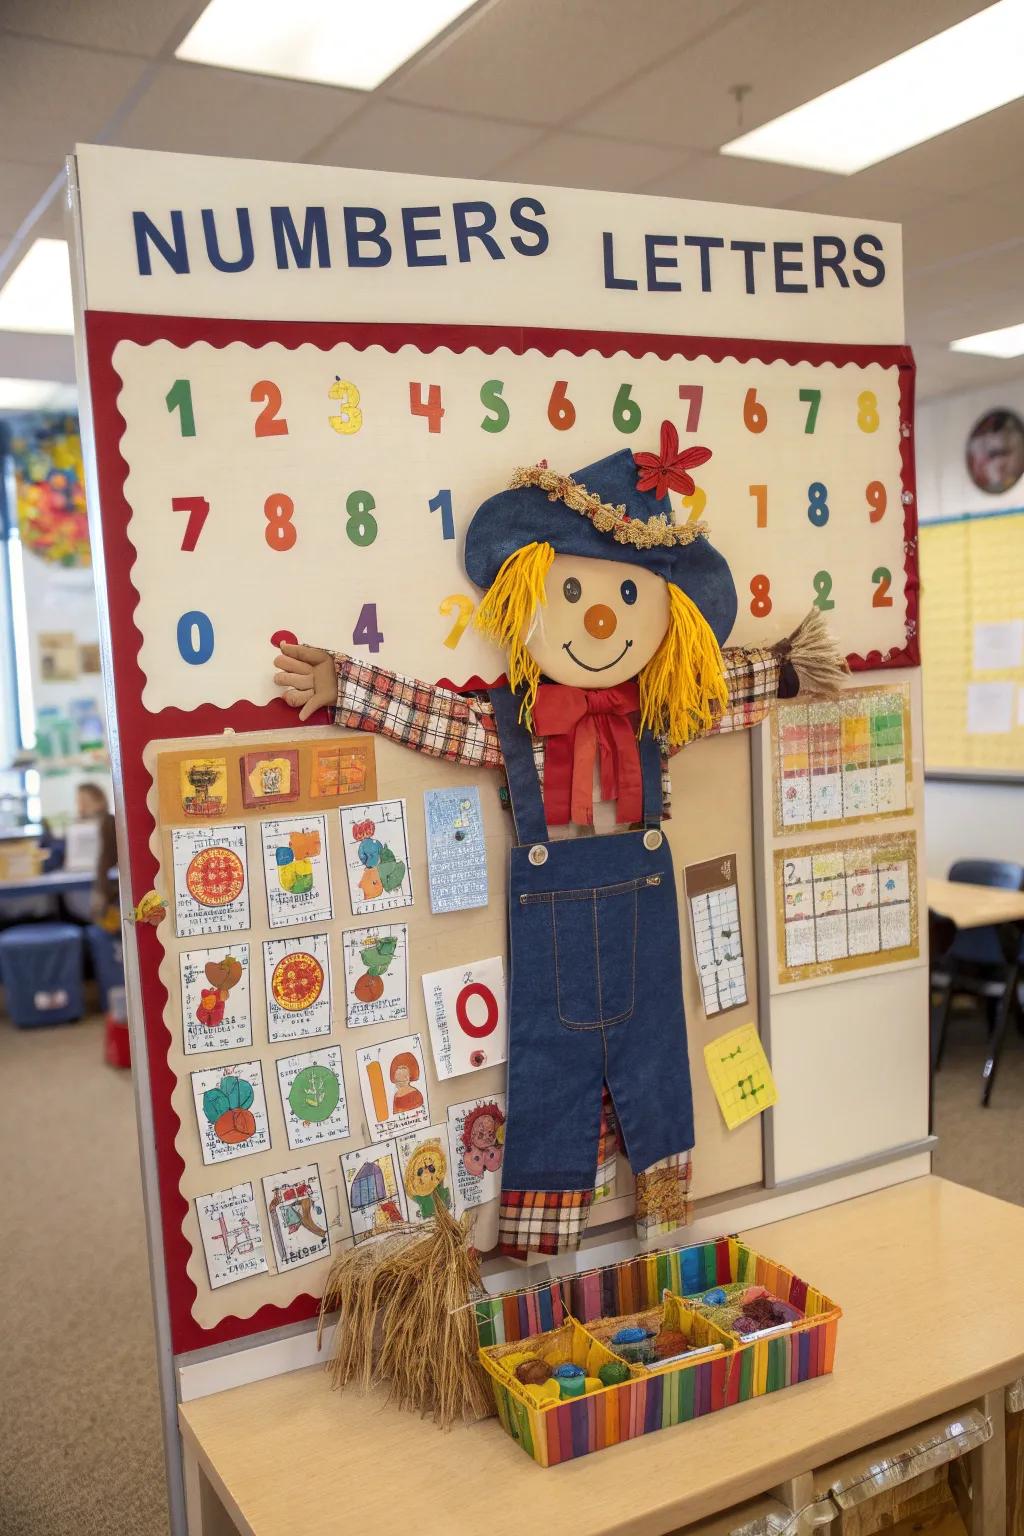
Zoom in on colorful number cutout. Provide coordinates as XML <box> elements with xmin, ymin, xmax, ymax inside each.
<box><xmin>812</xmin><ymin>571</ymin><xmax>835</xmax><ymax>611</ymax></box>
<box><xmin>352</xmin><ymin>603</ymin><xmax>384</xmax><ymax>654</ymax></box>
<box><xmin>172</xmin><ymin>495</ymin><xmax>210</xmax><ymax>551</ymax></box>
<box><xmin>872</xmin><ymin>567</ymin><xmax>893</xmax><ymax>607</ymax></box>
<box><xmin>866</xmin><ymin>481</ymin><xmax>887</xmax><ymax>522</ymax></box>
<box><xmin>328</xmin><ymin>379</ymin><xmax>362</xmax><ymax>435</ymax></box>
<box><xmin>480</xmin><ymin>379</ymin><xmax>509</xmax><ymax>433</ymax></box>
<box><xmin>440</xmin><ymin>594</ymin><xmax>475</xmax><ymax>649</ymax></box>
<box><xmin>264</xmin><ymin>493</ymin><xmax>297</xmax><ymax>551</ymax></box>
<box><xmin>749</xmin><ymin>484</ymin><xmax>767</xmax><ymax>528</ymax></box>
<box><xmin>857</xmin><ymin>390</ymin><xmax>879</xmax><ymax>433</ymax></box>
<box><xmin>750</xmin><ymin>575</ymin><xmax>772</xmax><ymax>617</ymax></box>
<box><xmin>799</xmin><ymin>388</ymin><xmax>821</xmax><ymax>434</ymax></box>
<box><xmin>743</xmin><ymin>387</ymin><xmax>767</xmax><ymax>434</ymax></box>
<box><xmin>455</xmin><ymin>982</ymin><xmax>499</xmax><ymax>1037</ymax></box>
<box><xmin>807</xmin><ymin>482</ymin><xmax>829</xmax><ymax>527</ymax></box>
<box><xmin>251</xmin><ymin>380</ymin><xmax>288</xmax><ymax>437</ymax></box>
<box><xmin>677</xmin><ymin>384</ymin><xmax>703</xmax><ymax>431</ymax></box>
<box><xmin>177</xmin><ymin>610</ymin><xmax>214</xmax><ymax>665</ymax></box>
<box><xmin>681</xmin><ymin>487</ymin><xmax>706</xmax><ymax>523</ymax></box>
<box><xmin>428</xmin><ymin>489</ymin><xmax>454</xmax><ymax>541</ymax></box>
<box><xmin>346</xmin><ymin>490</ymin><xmax>377</xmax><ymax>547</ymax></box>
<box><xmin>166</xmin><ymin>378</ymin><xmax>196</xmax><ymax>437</ymax></box>
<box><xmin>410</xmin><ymin>382</ymin><xmax>444</xmax><ymax>433</ymax></box>
<box><xmin>547</xmin><ymin>380</ymin><xmax>576</xmax><ymax>431</ymax></box>
<box><xmin>612</xmin><ymin>383</ymin><xmax>641</xmax><ymax>434</ymax></box>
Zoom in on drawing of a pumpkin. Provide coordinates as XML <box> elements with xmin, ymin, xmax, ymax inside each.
<box><xmin>203</xmin><ymin>1073</ymin><xmax>257</xmax><ymax>1144</ymax></box>
<box><xmin>214</xmin><ymin>1108</ymin><xmax>257</xmax><ymax>1144</ymax></box>
<box><xmin>354</xmin><ymin>972</ymin><xmax>384</xmax><ymax>1003</ymax></box>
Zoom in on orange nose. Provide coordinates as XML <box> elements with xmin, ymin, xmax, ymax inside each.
<box><xmin>584</xmin><ymin>603</ymin><xmax>617</xmax><ymax>639</ymax></box>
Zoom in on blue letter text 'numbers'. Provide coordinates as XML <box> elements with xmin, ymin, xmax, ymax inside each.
<box><xmin>807</xmin><ymin>482</ymin><xmax>829</xmax><ymax>527</ymax></box>
<box><xmin>177</xmin><ymin>610</ymin><xmax>214</xmax><ymax>665</ymax></box>
<box><xmin>429</xmin><ymin>489</ymin><xmax>455</xmax><ymax>541</ymax></box>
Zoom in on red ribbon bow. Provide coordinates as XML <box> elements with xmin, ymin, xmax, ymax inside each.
<box><xmin>633</xmin><ymin>420</ymin><xmax>712</xmax><ymax>500</ymax></box>
<box><xmin>532</xmin><ymin>682</ymin><xmax>642</xmax><ymax>827</ymax></box>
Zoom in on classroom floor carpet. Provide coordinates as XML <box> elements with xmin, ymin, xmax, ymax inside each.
<box><xmin>0</xmin><ymin>1000</ymin><xmax>1020</xmax><ymax>1536</ymax></box>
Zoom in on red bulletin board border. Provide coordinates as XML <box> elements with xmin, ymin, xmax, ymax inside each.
<box><xmin>84</xmin><ymin>311</ymin><xmax>920</xmax><ymax>1355</ymax></box>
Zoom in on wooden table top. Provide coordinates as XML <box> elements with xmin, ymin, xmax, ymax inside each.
<box><xmin>927</xmin><ymin>877</ymin><xmax>1024</xmax><ymax>930</ymax></box>
<box><xmin>179</xmin><ymin>1177</ymin><xmax>1024</xmax><ymax>1536</ymax></box>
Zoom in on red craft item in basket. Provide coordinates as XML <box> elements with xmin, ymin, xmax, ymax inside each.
<box><xmin>104</xmin><ymin>1016</ymin><xmax>131</xmax><ymax>1069</ymax></box>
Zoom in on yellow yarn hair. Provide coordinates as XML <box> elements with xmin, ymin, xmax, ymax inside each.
<box><xmin>475</xmin><ymin>543</ymin><xmax>727</xmax><ymax>745</ymax></box>
<box><xmin>474</xmin><ymin>541</ymin><xmax>554</xmax><ymax>724</ymax></box>
<box><xmin>638</xmin><ymin>584</ymin><xmax>728</xmax><ymax>746</ymax></box>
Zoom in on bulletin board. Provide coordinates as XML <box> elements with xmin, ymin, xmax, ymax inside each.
<box><xmin>920</xmin><ymin>509</ymin><xmax>1024</xmax><ymax>777</ymax></box>
<box><xmin>70</xmin><ymin>144</ymin><xmax>921</xmax><ymax>1378</ymax></box>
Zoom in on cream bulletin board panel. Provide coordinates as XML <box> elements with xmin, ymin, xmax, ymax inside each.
<box><xmin>920</xmin><ymin>510</ymin><xmax>1024</xmax><ymax>776</ymax></box>
<box><xmin>151</xmin><ymin>720</ymin><xmax>763</xmax><ymax>1330</ymax></box>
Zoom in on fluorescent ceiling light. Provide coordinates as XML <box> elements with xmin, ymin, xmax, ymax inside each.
<box><xmin>176</xmin><ymin>0</ymin><xmax>478</xmax><ymax>90</ymax></box>
<box><xmin>0</xmin><ymin>378</ymin><xmax>78</xmax><ymax>410</ymax></box>
<box><xmin>722</xmin><ymin>0</ymin><xmax>1024</xmax><ymax>174</ymax></box>
<box><xmin>950</xmin><ymin>323</ymin><xmax>1024</xmax><ymax>359</ymax></box>
<box><xmin>0</xmin><ymin>239</ymin><xmax>74</xmax><ymax>335</ymax></box>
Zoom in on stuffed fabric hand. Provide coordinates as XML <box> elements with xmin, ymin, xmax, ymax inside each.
<box><xmin>273</xmin><ymin>643</ymin><xmax>337</xmax><ymax>720</ymax></box>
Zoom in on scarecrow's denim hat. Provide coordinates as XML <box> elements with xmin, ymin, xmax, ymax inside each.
<box><xmin>464</xmin><ymin>421</ymin><xmax>738</xmax><ymax>645</ymax></box>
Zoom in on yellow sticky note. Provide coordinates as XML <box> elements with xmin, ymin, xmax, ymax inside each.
<box><xmin>704</xmin><ymin>1024</ymin><xmax>777</xmax><ymax>1132</ymax></box>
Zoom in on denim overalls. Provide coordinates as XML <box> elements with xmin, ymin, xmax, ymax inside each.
<box><xmin>491</xmin><ymin>687</ymin><xmax>695</xmax><ymax>1244</ymax></box>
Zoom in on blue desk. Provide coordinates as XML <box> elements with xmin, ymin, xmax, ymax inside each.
<box><xmin>0</xmin><ymin>870</ymin><xmax>96</xmax><ymax>902</ymax></box>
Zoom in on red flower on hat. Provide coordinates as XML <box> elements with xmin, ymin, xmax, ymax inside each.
<box><xmin>633</xmin><ymin>420</ymin><xmax>712</xmax><ymax>500</ymax></box>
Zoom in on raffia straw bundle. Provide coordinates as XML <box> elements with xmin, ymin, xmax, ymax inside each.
<box><xmin>317</xmin><ymin>1201</ymin><xmax>493</xmax><ymax>1430</ymax></box>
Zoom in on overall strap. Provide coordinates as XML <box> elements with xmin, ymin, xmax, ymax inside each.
<box><xmin>639</xmin><ymin>729</ymin><xmax>663</xmax><ymax>829</ymax></box>
<box><xmin>489</xmin><ymin>687</ymin><xmax>548</xmax><ymax>846</ymax></box>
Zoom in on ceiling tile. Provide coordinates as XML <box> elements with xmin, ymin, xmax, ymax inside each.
<box><xmin>573</xmin><ymin>0</ymin><xmax>995</xmax><ymax>150</ymax></box>
<box><xmin>112</xmin><ymin>61</ymin><xmax>362</xmax><ymax>162</ymax></box>
<box><xmin>786</xmin><ymin>170</ymin><xmax>948</xmax><ymax>224</ymax></box>
<box><xmin>863</xmin><ymin>97</ymin><xmax>1024</xmax><ymax>196</ymax></box>
<box><xmin>0</xmin><ymin>160</ymin><xmax>60</xmax><ymax>237</ymax></box>
<box><xmin>489</xmin><ymin>132</ymin><xmax>683</xmax><ymax>195</ymax></box>
<box><xmin>902</xmin><ymin>194</ymin><xmax>1024</xmax><ymax>274</ymax></box>
<box><xmin>0</xmin><ymin>36</ymin><xmax>149</xmax><ymax>164</ymax></box>
<box><xmin>640</xmin><ymin>153</ymin><xmax>831</xmax><ymax>210</ymax></box>
<box><xmin>911</xmin><ymin>340</ymin><xmax>1024</xmax><ymax>402</ymax></box>
<box><xmin>0</xmin><ymin>329</ymin><xmax>77</xmax><ymax>382</ymax></box>
<box><xmin>0</xmin><ymin>0</ymin><xmax>200</xmax><ymax>56</ymax></box>
<box><xmin>311</xmin><ymin>102</ymin><xmax>543</xmax><ymax>179</ymax></box>
<box><xmin>390</xmin><ymin>0</ymin><xmax>748</xmax><ymax>127</ymax></box>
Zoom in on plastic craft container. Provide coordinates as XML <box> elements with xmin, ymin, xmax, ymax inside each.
<box><xmin>476</xmin><ymin>1234</ymin><xmax>841</xmax><ymax>1466</ymax></box>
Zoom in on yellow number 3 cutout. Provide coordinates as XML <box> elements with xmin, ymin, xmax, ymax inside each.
<box><xmin>681</xmin><ymin>486</ymin><xmax>707</xmax><ymax>523</ymax></box>
<box><xmin>328</xmin><ymin>378</ymin><xmax>363</xmax><ymax>435</ymax></box>
<box><xmin>440</xmin><ymin>594</ymin><xmax>475</xmax><ymax>648</ymax></box>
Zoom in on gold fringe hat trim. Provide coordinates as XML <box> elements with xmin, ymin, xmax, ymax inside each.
<box><xmin>508</xmin><ymin>464</ymin><xmax>709</xmax><ymax>551</ymax></box>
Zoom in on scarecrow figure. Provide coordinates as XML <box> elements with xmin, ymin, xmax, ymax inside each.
<box><xmin>276</xmin><ymin>423</ymin><xmax>845</xmax><ymax>1260</ymax></box>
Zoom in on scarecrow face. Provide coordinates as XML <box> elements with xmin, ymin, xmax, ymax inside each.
<box><xmin>527</xmin><ymin>553</ymin><xmax>670</xmax><ymax>687</ymax></box>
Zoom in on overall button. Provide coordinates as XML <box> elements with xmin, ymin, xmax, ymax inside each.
<box><xmin>643</xmin><ymin>829</ymin><xmax>663</xmax><ymax>851</ymax></box>
<box><xmin>528</xmin><ymin>844</ymin><xmax>548</xmax><ymax>866</ymax></box>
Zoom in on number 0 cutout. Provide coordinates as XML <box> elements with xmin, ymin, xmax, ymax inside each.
<box><xmin>455</xmin><ymin>982</ymin><xmax>499</xmax><ymax>1038</ymax></box>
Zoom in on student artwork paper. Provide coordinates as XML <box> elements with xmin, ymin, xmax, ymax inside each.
<box><xmin>260</xmin><ymin>812</ymin><xmax>333</xmax><ymax>928</ymax></box>
<box><xmin>773</xmin><ymin>687</ymin><xmax>911</xmax><ymax>831</ymax></box>
<box><xmin>339</xmin><ymin>799</ymin><xmax>413</xmax><ymax>915</ymax></box>
<box><xmin>684</xmin><ymin>856</ymin><xmax>748</xmax><ymax>1019</ymax></box>
<box><xmin>262</xmin><ymin>933</ymin><xmax>333</xmax><ymax>1043</ymax></box>
<box><xmin>967</xmin><ymin>681</ymin><xmax>1015</xmax><ymax>735</ymax></box>
<box><xmin>340</xmin><ymin>1141</ymin><xmax>408</xmax><ymax>1243</ymax></box>
<box><xmin>423</xmin><ymin>786</ymin><xmax>488</xmax><ymax>915</ymax></box>
<box><xmin>355</xmin><ymin>1033</ymin><xmax>430</xmax><ymax>1142</ymax></box>
<box><xmin>777</xmin><ymin>834</ymin><xmax>918</xmax><ymax>983</ymax></box>
<box><xmin>190</xmin><ymin>1059</ymin><xmax>271</xmax><ymax>1166</ymax></box>
<box><xmin>421</xmin><ymin>956</ymin><xmax>507</xmax><ymax>1080</ymax></box>
<box><xmin>172</xmin><ymin>824</ymin><xmax>250</xmax><ymax>938</ymax></box>
<box><xmin>447</xmin><ymin>1094</ymin><xmax>506</xmax><ymax>1216</ymax></box>
<box><xmin>262</xmin><ymin>1163</ymin><xmax>330</xmax><ymax>1271</ymax></box>
<box><xmin>179</xmin><ymin>944</ymin><xmax>252</xmax><ymax>1054</ymax></box>
<box><xmin>195</xmin><ymin>1181</ymin><xmax>269</xmax><ymax>1289</ymax></box>
<box><xmin>704</xmin><ymin>1023</ymin><xmax>778</xmax><ymax>1132</ymax></box>
<box><xmin>342</xmin><ymin>923</ymin><xmax>409</xmax><ymax>1027</ymax></box>
<box><xmin>276</xmin><ymin>1045</ymin><xmax>350</xmax><ymax>1151</ymax></box>
<box><xmin>394</xmin><ymin>1122</ymin><xmax>454</xmax><ymax>1224</ymax></box>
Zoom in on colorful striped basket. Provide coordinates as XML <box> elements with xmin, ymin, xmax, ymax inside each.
<box><xmin>476</xmin><ymin>1234</ymin><xmax>841</xmax><ymax>1466</ymax></box>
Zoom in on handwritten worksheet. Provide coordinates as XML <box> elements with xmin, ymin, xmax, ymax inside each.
<box><xmin>684</xmin><ymin>856</ymin><xmax>748</xmax><ymax>1018</ymax></box>
<box><xmin>423</xmin><ymin>786</ymin><xmax>488</xmax><ymax>915</ymax></box>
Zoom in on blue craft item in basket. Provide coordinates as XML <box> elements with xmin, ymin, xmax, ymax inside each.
<box><xmin>0</xmin><ymin>922</ymin><xmax>84</xmax><ymax>1027</ymax></box>
<box><xmin>552</xmin><ymin>1363</ymin><xmax>584</xmax><ymax>1379</ymax></box>
<box><xmin>702</xmin><ymin>1288</ymin><xmax>728</xmax><ymax>1306</ymax></box>
<box><xmin>610</xmin><ymin>1325</ymin><xmax>656</xmax><ymax>1364</ymax></box>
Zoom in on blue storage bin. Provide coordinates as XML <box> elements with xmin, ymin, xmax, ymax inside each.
<box><xmin>0</xmin><ymin>922</ymin><xmax>85</xmax><ymax>1027</ymax></box>
<box><xmin>85</xmin><ymin>924</ymin><xmax>124</xmax><ymax>1011</ymax></box>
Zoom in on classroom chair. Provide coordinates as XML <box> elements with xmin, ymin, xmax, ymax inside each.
<box><xmin>931</xmin><ymin>858</ymin><xmax>1024</xmax><ymax>1104</ymax></box>
<box><xmin>0</xmin><ymin>922</ymin><xmax>85</xmax><ymax>1027</ymax></box>
<box><xmin>85</xmin><ymin>923</ymin><xmax>125</xmax><ymax>1012</ymax></box>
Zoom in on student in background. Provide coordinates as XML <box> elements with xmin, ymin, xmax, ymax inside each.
<box><xmin>74</xmin><ymin>782</ymin><xmax>119</xmax><ymax>927</ymax></box>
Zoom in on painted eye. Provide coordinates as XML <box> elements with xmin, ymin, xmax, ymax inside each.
<box><xmin>563</xmin><ymin>577</ymin><xmax>582</xmax><ymax>603</ymax></box>
<box><xmin>620</xmin><ymin>579</ymin><xmax>638</xmax><ymax>605</ymax></box>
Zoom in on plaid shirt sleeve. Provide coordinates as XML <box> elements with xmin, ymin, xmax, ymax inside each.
<box><xmin>332</xmin><ymin>654</ymin><xmax>506</xmax><ymax>769</ymax></box>
<box><xmin>707</xmin><ymin>644</ymin><xmax>787</xmax><ymax>736</ymax></box>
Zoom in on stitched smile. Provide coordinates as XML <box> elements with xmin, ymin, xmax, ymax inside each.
<box><xmin>562</xmin><ymin>640</ymin><xmax>633</xmax><ymax>672</ymax></box>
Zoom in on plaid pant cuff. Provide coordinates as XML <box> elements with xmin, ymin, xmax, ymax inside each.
<box><xmin>498</xmin><ymin>1188</ymin><xmax>594</xmax><ymax>1260</ymax></box>
<box><xmin>634</xmin><ymin>1153</ymin><xmax>693</xmax><ymax>1241</ymax></box>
